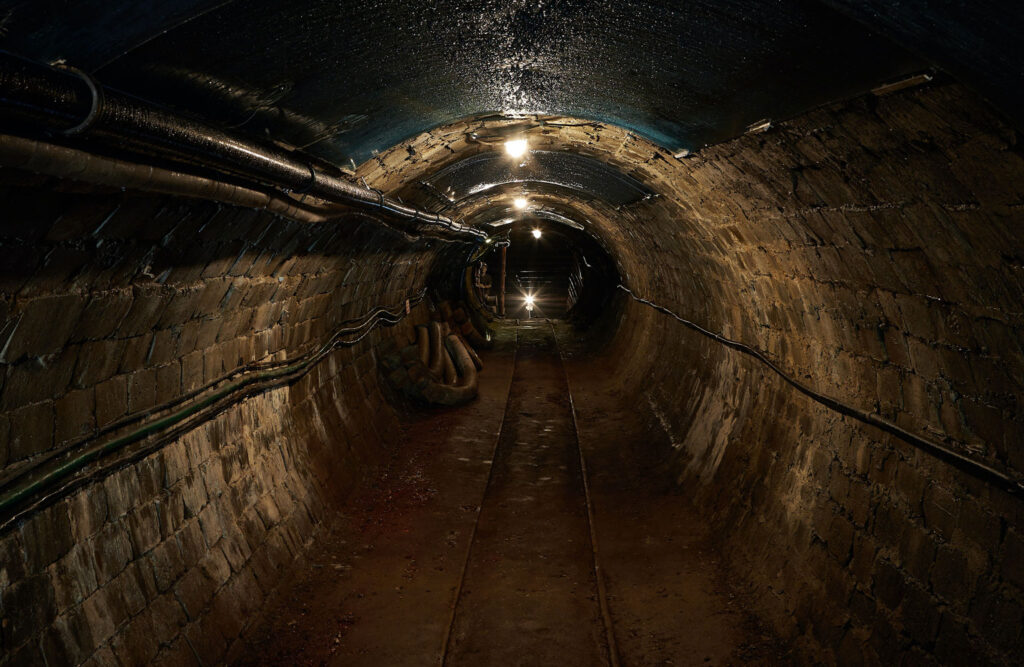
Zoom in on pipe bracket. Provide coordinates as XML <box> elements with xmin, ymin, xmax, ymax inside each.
<box><xmin>57</xmin><ymin>65</ymin><xmax>104</xmax><ymax>137</ymax></box>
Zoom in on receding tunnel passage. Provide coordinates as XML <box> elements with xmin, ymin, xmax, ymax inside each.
<box><xmin>2</xmin><ymin>3</ymin><xmax>1024</xmax><ymax>666</ymax></box>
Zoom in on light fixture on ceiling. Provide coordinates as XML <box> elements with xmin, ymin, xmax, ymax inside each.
<box><xmin>532</xmin><ymin>228</ymin><xmax>542</xmax><ymax>239</ymax></box>
<box><xmin>513</xmin><ymin>196</ymin><xmax>528</xmax><ymax>210</ymax></box>
<box><xmin>505</xmin><ymin>138</ymin><xmax>528</xmax><ymax>158</ymax></box>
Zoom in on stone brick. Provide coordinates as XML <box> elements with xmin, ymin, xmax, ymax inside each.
<box><xmin>1000</xmin><ymin>529</ymin><xmax>1024</xmax><ymax>590</ymax></box>
<box><xmin>106</xmin><ymin>562</ymin><xmax>149</xmax><ymax>617</ymax></box>
<box><xmin>118</xmin><ymin>288</ymin><xmax>171</xmax><ymax>337</ymax></box>
<box><xmin>75</xmin><ymin>291</ymin><xmax>133</xmax><ymax>341</ymax></box>
<box><xmin>148</xmin><ymin>536</ymin><xmax>186</xmax><ymax>593</ymax></box>
<box><xmin>110</xmin><ymin>608</ymin><xmax>160</xmax><ymax>666</ymax></box>
<box><xmin>178</xmin><ymin>473</ymin><xmax>209</xmax><ymax>520</ymax></box>
<box><xmin>176</xmin><ymin>519</ymin><xmax>207</xmax><ymax>570</ymax></box>
<box><xmin>970</xmin><ymin>583</ymin><xmax>1024</xmax><ymax>654</ymax></box>
<box><xmin>197</xmin><ymin>503</ymin><xmax>224</xmax><ymax>546</ymax></box>
<box><xmin>1</xmin><ymin>573</ymin><xmax>56</xmax><ymax>648</ymax></box>
<box><xmin>156</xmin><ymin>361</ymin><xmax>182</xmax><ymax>404</ymax></box>
<box><xmin>40</xmin><ymin>611</ymin><xmax>95</xmax><ymax>667</ymax></box>
<box><xmin>174</xmin><ymin>566</ymin><xmax>218</xmax><ymax>620</ymax></box>
<box><xmin>55</xmin><ymin>387</ymin><xmax>95</xmax><ymax>444</ymax></box>
<box><xmin>826</xmin><ymin>513</ymin><xmax>855</xmax><ymax>562</ymax></box>
<box><xmin>873</xmin><ymin>559</ymin><xmax>906</xmax><ymax>610</ymax></box>
<box><xmin>922</xmin><ymin>484</ymin><xmax>959</xmax><ymax>540</ymax></box>
<box><xmin>91</xmin><ymin>521</ymin><xmax>133</xmax><ymax>585</ymax></box>
<box><xmin>128</xmin><ymin>367</ymin><xmax>158</xmax><ymax>413</ymax></box>
<box><xmin>68</xmin><ymin>486</ymin><xmax>108</xmax><ymax>541</ymax></box>
<box><xmin>117</xmin><ymin>334</ymin><xmax>152</xmax><ymax>375</ymax></box>
<box><xmin>8</xmin><ymin>400</ymin><xmax>54</xmax><ymax>461</ymax></box>
<box><xmin>149</xmin><ymin>593</ymin><xmax>188</xmax><ymax>645</ymax></box>
<box><xmin>81</xmin><ymin>587</ymin><xmax>119</xmax><ymax>647</ymax></box>
<box><xmin>20</xmin><ymin>501</ymin><xmax>73</xmax><ymax>572</ymax></box>
<box><xmin>94</xmin><ymin>374</ymin><xmax>128</xmax><ymax>427</ymax></box>
<box><xmin>104</xmin><ymin>467</ymin><xmax>142</xmax><ymax>520</ymax></box>
<box><xmin>900</xmin><ymin>583</ymin><xmax>940</xmax><ymax>647</ymax></box>
<box><xmin>127</xmin><ymin>502</ymin><xmax>163</xmax><ymax>555</ymax></box>
<box><xmin>49</xmin><ymin>542</ymin><xmax>99</xmax><ymax>608</ymax></box>
<box><xmin>73</xmin><ymin>338</ymin><xmax>125</xmax><ymax>388</ymax></box>
<box><xmin>929</xmin><ymin>544</ymin><xmax>971</xmax><ymax>605</ymax></box>
<box><xmin>151</xmin><ymin>637</ymin><xmax>200</xmax><ymax>667</ymax></box>
<box><xmin>1</xmin><ymin>294</ymin><xmax>85</xmax><ymax>361</ymax></box>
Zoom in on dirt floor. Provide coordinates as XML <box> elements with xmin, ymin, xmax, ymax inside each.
<box><xmin>235</xmin><ymin>320</ymin><xmax>790</xmax><ymax>666</ymax></box>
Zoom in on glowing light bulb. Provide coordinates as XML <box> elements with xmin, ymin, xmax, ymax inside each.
<box><xmin>505</xmin><ymin>138</ymin><xmax>528</xmax><ymax>158</ymax></box>
<box><xmin>513</xmin><ymin>197</ymin><xmax>528</xmax><ymax>210</ymax></box>
<box><xmin>525</xmin><ymin>294</ymin><xmax>535</xmax><ymax>307</ymax></box>
<box><xmin>532</xmin><ymin>228</ymin><xmax>542</xmax><ymax>239</ymax></box>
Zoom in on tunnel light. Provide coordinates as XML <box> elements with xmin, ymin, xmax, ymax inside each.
<box><xmin>532</xmin><ymin>228</ymin><xmax>542</xmax><ymax>239</ymax></box>
<box><xmin>513</xmin><ymin>196</ymin><xmax>528</xmax><ymax>210</ymax></box>
<box><xmin>525</xmin><ymin>294</ymin><xmax>535</xmax><ymax>307</ymax></box>
<box><xmin>505</xmin><ymin>138</ymin><xmax>528</xmax><ymax>158</ymax></box>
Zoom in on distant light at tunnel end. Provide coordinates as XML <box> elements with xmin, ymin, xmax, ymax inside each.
<box><xmin>532</xmin><ymin>228</ymin><xmax>542</xmax><ymax>239</ymax></box>
<box><xmin>505</xmin><ymin>138</ymin><xmax>528</xmax><ymax>158</ymax></box>
<box><xmin>513</xmin><ymin>196</ymin><xmax>529</xmax><ymax>210</ymax></box>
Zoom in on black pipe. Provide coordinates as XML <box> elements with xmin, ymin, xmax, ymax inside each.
<box><xmin>0</xmin><ymin>52</ymin><xmax>485</xmax><ymax>241</ymax></box>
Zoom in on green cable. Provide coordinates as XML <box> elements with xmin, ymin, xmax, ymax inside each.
<box><xmin>0</xmin><ymin>294</ymin><xmax>423</xmax><ymax>521</ymax></box>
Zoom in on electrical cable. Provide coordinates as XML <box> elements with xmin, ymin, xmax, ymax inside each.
<box><xmin>617</xmin><ymin>284</ymin><xmax>1023</xmax><ymax>494</ymax></box>
<box><xmin>0</xmin><ymin>290</ymin><xmax>427</xmax><ymax>530</ymax></box>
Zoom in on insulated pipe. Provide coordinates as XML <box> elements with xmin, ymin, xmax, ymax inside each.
<box><xmin>444</xmin><ymin>334</ymin><xmax>478</xmax><ymax>390</ymax></box>
<box><xmin>427</xmin><ymin>321</ymin><xmax>445</xmax><ymax>378</ymax></box>
<box><xmin>441</xmin><ymin>340</ymin><xmax>458</xmax><ymax>385</ymax></box>
<box><xmin>458</xmin><ymin>333</ymin><xmax>484</xmax><ymax>370</ymax></box>
<box><xmin>0</xmin><ymin>53</ymin><xmax>485</xmax><ymax>242</ymax></box>
<box><xmin>0</xmin><ymin>134</ymin><xmax>341</xmax><ymax>224</ymax></box>
<box><xmin>416</xmin><ymin>325</ymin><xmax>431</xmax><ymax>368</ymax></box>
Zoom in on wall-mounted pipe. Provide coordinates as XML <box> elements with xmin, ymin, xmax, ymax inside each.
<box><xmin>0</xmin><ymin>134</ymin><xmax>344</xmax><ymax>224</ymax></box>
<box><xmin>0</xmin><ymin>53</ymin><xmax>486</xmax><ymax>242</ymax></box>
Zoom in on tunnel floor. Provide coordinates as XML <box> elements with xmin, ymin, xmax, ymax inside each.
<box><xmin>236</xmin><ymin>322</ymin><xmax>788</xmax><ymax>666</ymax></box>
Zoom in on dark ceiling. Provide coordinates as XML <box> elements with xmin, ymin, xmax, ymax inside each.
<box><xmin>0</xmin><ymin>1</ymin><xmax>1018</xmax><ymax>169</ymax></box>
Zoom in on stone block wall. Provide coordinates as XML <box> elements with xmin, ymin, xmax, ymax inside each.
<box><xmin>599</xmin><ymin>84</ymin><xmax>1024</xmax><ymax>664</ymax></box>
<box><xmin>0</xmin><ymin>177</ymin><xmax>443</xmax><ymax>665</ymax></box>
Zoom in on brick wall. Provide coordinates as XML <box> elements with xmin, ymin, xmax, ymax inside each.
<box><xmin>0</xmin><ymin>178</ymin><xmax>443</xmax><ymax>665</ymax></box>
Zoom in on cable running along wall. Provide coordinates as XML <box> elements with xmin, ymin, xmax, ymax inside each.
<box><xmin>618</xmin><ymin>285</ymin><xmax>1023</xmax><ymax>494</ymax></box>
<box><xmin>0</xmin><ymin>290</ymin><xmax>428</xmax><ymax>532</ymax></box>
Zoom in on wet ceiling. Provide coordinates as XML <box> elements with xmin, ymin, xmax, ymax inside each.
<box><xmin>0</xmin><ymin>1</ymin><xmax>1018</xmax><ymax>181</ymax></box>
<box><xmin>422</xmin><ymin>151</ymin><xmax>653</xmax><ymax>209</ymax></box>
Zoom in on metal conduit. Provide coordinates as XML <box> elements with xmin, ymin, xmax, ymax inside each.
<box><xmin>0</xmin><ymin>53</ymin><xmax>486</xmax><ymax>242</ymax></box>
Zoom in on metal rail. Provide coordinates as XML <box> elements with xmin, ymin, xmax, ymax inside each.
<box><xmin>438</xmin><ymin>322</ymin><xmax>518</xmax><ymax>667</ymax></box>
<box><xmin>550</xmin><ymin>320</ymin><xmax>621</xmax><ymax>667</ymax></box>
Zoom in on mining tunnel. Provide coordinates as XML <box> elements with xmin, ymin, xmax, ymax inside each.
<box><xmin>1</xmin><ymin>2</ymin><xmax>1024</xmax><ymax>665</ymax></box>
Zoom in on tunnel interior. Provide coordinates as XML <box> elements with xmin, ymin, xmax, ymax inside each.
<box><xmin>1</xmin><ymin>2</ymin><xmax>1024</xmax><ymax>666</ymax></box>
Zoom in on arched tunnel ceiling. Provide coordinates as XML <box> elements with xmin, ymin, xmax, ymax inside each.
<box><xmin>422</xmin><ymin>150</ymin><xmax>654</xmax><ymax>209</ymax></box>
<box><xmin>0</xmin><ymin>0</ymin><xmax>939</xmax><ymax>167</ymax></box>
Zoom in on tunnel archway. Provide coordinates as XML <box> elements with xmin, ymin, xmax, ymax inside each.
<box><xmin>2</xmin><ymin>3</ymin><xmax>1024</xmax><ymax>666</ymax></box>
